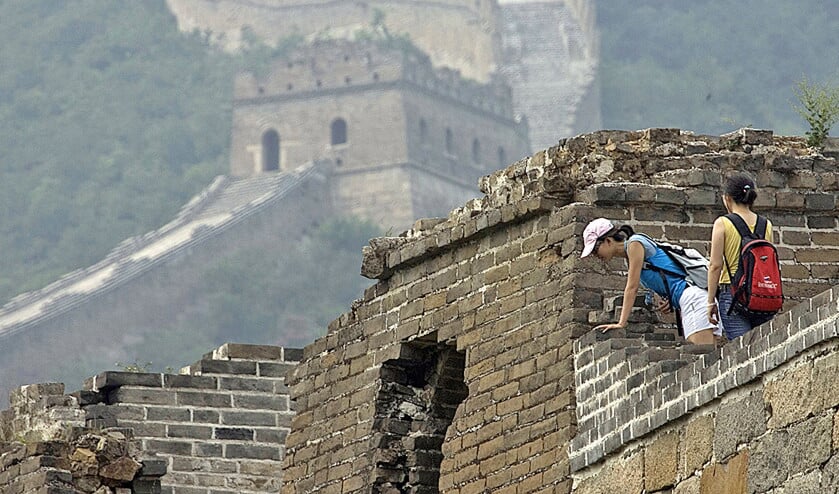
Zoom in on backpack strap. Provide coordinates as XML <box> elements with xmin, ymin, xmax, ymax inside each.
<box><xmin>724</xmin><ymin>213</ymin><xmax>756</xmax><ymax>243</ymax></box>
<box><xmin>722</xmin><ymin>213</ymin><xmax>763</xmax><ymax>283</ymax></box>
<box><xmin>753</xmin><ymin>215</ymin><xmax>768</xmax><ymax>240</ymax></box>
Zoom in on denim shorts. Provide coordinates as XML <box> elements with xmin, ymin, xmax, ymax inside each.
<box><xmin>717</xmin><ymin>285</ymin><xmax>775</xmax><ymax>340</ymax></box>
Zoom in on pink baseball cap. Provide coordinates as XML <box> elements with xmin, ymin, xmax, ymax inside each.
<box><xmin>580</xmin><ymin>218</ymin><xmax>615</xmax><ymax>258</ymax></box>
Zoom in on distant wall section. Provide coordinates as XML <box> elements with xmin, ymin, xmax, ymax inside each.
<box><xmin>0</xmin><ymin>169</ymin><xmax>332</xmax><ymax>400</ymax></box>
<box><xmin>498</xmin><ymin>0</ymin><xmax>602</xmax><ymax>148</ymax></box>
<box><xmin>164</xmin><ymin>0</ymin><xmax>501</xmax><ymax>82</ymax></box>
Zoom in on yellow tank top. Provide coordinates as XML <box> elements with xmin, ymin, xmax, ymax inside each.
<box><xmin>720</xmin><ymin>215</ymin><xmax>773</xmax><ymax>284</ymax></box>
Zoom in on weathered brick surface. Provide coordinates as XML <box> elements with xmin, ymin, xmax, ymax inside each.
<box><xmin>278</xmin><ymin>128</ymin><xmax>839</xmax><ymax>493</ymax></box>
<box><xmin>0</xmin><ymin>431</ymin><xmax>165</xmax><ymax>493</ymax></box>
<box><xmin>1</xmin><ymin>343</ymin><xmax>299</xmax><ymax>494</ymax></box>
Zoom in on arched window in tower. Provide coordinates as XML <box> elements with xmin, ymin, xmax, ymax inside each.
<box><xmin>331</xmin><ymin>118</ymin><xmax>348</xmax><ymax>146</ymax></box>
<box><xmin>445</xmin><ymin>128</ymin><xmax>454</xmax><ymax>155</ymax></box>
<box><xmin>472</xmin><ymin>138</ymin><xmax>481</xmax><ymax>164</ymax></box>
<box><xmin>261</xmin><ymin>129</ymin><xmax>280</xmax><ymax>172</ymax></box>
<box><xmin>498</xmin><ymin>146</ymin><xmax>506</xmax><ymax>167</ymax></box>
<box><xmin>419</xmin><ymin>118</ymin><xmax>428</xmax><ymax>143</ymax></box>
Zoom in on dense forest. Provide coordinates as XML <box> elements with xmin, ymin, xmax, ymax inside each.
<box><xmin>0</xmin><ymin>0</ymin><xmax>837</xmax><ymax>373</ymax></box>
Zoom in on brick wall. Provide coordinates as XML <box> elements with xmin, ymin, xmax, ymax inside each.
<box><xmin>283</xmin><ymin>128</ymin><xmax>839</xmax><ymax>493</ymax></box>
<box><xmin>0</xmin><ymin>384</ymin><xmax>166</xmax><ymax>494</ymax></box>
<box><xmin>571</xmin><ymin>286</ymin><xmax>839</xmax><ymax>493</ymax></box>
<box><xmin>1</xmin><ymin>344</ymin><xmax>300</xmax><ymax>494</ymax></box>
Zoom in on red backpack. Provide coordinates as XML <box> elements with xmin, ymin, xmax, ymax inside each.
<box><xmin>724</xmin><ymin>214</ymin><xmax>784</xmax><ymax>315</ymax></box>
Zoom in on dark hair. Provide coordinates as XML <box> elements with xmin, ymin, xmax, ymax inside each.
<box><xmin>596</xmin><ymin>224</ymin><xmax>635</xmax><ymax>251</ymax></box>
<box><xmin>724</xmin><ymin>174</ymin><xmax>757</xmax><ymax>206</ymax></box>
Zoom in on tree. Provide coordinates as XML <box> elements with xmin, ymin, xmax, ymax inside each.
<box><xmin>793</xmin><ymin>78</ymin><xmax>839</xmax><ymax>148</ymax></box>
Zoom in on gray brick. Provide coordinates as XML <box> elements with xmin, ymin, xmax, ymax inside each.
<box><xmin>233</xmin><ymin>395</ymin><xmax>288</xmax><ymax>412</ymax></box>
<box><xmin>167</xmin><ymin>424</ymin><xmax>213</xmax><ymax>439</ymax></box>
<box><xmin>144</xmin><ymin>439</ymin><xmax>193</xmax><ymax>456</ymax></box>
<box><xmin>146</xmin><ymin>407</ymin><xmax>191</xmax><ymax>422</ymax></box>
<box><xmin>224</xmin><ymin>444</ymin><xmax>281</xmax><ymax>460</ymax></box>
<box><xmin>192</xmin><ymin>410</ymin><xmax>220</xmax><ymax>424</ymax></box>
<box><xmin>85</xmin><ymin>403</ymin><xmax>145</xmax><ymax>423</ymax></box>
<box><xmin>220</xmin><ymin>411</ymin><xmax>277</xmax><ymax>426</ymax></box>
<box><xmin>749</xmin><ymin>414</ymin><xmax>832</xmax><ymax>492</ymax></box>
<box><xmin>217</xmin><ymin>343</ymin><xmax>283</xmax><ymax>361</ymax></box>
<box><xmin>120</xmin><ymin>420</ymin><xmax>166</xmax><ymax>438</ymax></box>
<box><xmin>109</xmin><ymin>388</ymin><xmax>176</xmax><ymax>406</ymax></box>
<box><xmin>163</xmin><ymin>374</ymin><xmax>217</xmax><ymax>390</ymax></box>
<box><xmin>258</xmin><ymin>362</ymin><xmax>295</xmax><ymax>378</ymax></box>
<box><xmin>805</xmin><ymin>193</ymin><xmax>836</xmax><ymax>210</ymax></box>
<box><xmin>214</xmin><ymin>427</ymin><xmax>254</xmax><ymax>441</ymax></box>
<box><xmin>91</xmin><ymin>371</ymin><xmax>163</xmax><ymax>391</ymax></box>
<box><xmin>171</xmin><ymin>457</ymin><xmax>237</xmax><ymax>474</ymax></box>
<box><xmin>808</xmin><ymin>215</ymin><xmax>837</xmax><ymax>229</ymax></box>
<box><xmin>131</xmin><ymin>479</ymin><xmax>162</xmax><ymax>494</ymax></box>
<box><xmin>161</xmin><ymin>486</ymin><xmax>203</xmax><ymax>494</ymax></box>
<box><xmin>193</xmin><ymin>442</ymin><xmax>223</xmax><ymax>458</ymax></box>
<box><xmin>217</xmin><ymin>377</ymin><xmax>275</xmax><ymax>393</ymax></box>
<box><xmin>193</xmin><ymin>360</ymin><xmax>257</xmax><ymax>375</ymax></box>
<box><xmin>714</xmin><ymin>390</ymin><xmax>766</xmax><ymax>461</ymax></box>
<box><xmin>254</xmin><ymin>428</ymin><xmax>288</xmax><ymax>443</ymax></box>
<box><xmin>176</xmin><ymin>391</ymin><xmax>231</xmax><ymax>408</ymax></box>
<box><xmin>139</xmin><ymin>458</ymin><xmax>167</xmax><ymax>477</ymax></box>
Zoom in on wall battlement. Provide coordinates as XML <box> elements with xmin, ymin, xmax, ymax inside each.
<box><xmin>234</xmin><ymin>40</ymin><xmax>516</xmax><ymax>121</ymax></box>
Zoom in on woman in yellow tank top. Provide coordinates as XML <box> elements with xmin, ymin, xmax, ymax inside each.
<box><xmin>706</xmin><ymin>175</ymin><xmax>775</xmax><ymax>340</ymax></box>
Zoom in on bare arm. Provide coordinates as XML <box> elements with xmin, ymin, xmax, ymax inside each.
<box><xmin>707</xmin><ymin>218</ymin><xmax>726</xmax><ymax>323</ymax></box>
<box><xmin>595</xmin><ymin>241</ymin><xmax>645</xmax><ymax>332</ymax></box>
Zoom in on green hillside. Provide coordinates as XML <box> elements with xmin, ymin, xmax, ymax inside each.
<box><xmin>0</xmin><ymin>0</ymin><xmax>235</xmax><ymax>299</ymax></box>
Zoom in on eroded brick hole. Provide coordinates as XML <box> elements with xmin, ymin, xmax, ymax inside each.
<box><xmin>372</xmin><ymin>336</ymin><xmax>468</xmax><ymax>494</ymax></box>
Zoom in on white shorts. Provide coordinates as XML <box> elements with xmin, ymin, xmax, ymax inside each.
<box><xmin>679</xmin><ymin>285</ymin><xmax>722</xmax><ymax>339</ymax></box>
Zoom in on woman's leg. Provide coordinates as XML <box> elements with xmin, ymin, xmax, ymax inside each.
<box><xmin>717</xmin><ymin>289</ymin><xmax>752</xmax><ymax>340</ymax></box>
<box><xmin>687</xmin><ymin>329</ymin><xmax>716</xmax><ymax>345</ymax></box>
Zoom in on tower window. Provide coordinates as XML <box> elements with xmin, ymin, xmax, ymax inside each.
<box><xmin>331</xmin><ymin>118</ymin><xmax>348</xmax><ymax>145</ymax></box>
<box><xmin>472</xmin><ymin>138</ymin><xmax>481</xmax><ymax>164</ymax></box>
<box><xmin>498</xmin><ymin>146</ymin><xmax>506</xmax><ymax>167</ymax></box>
<box><xmin>445</xmin><ymin>128</ymin><xmax>454</xmax><ymax>155</ymax></box>
<box><xmin>261</xmin><ymin>129</ymin><xmax>280</xmax><ymax>172</ymax></box>
<box><xmin>419</xmin><ymin>118</ymin><xmax>428</xmax><ymax>143</ymax></box>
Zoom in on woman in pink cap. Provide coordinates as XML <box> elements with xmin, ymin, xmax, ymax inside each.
<box><xmin>580</xmin><ymin>218</ymin><xmax>721</xmax><ymax>345</ymax></box>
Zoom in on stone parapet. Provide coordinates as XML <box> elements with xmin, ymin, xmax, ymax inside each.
<box><xmin>0</xmin><ymin>343</ymin><xmax>300</xmax><ymax>494</ymax></box>
<box><xmin>360</xmin><ymin>128</ymin><xmax>837</xmax><ymax>285</ymax></box>
<box><xmin>570</xmin><ymin>284</ymin><xmax>839</xmax><ymax>470</ymax></box>
<box><xmin>0</xmin><ymin>430</ymin><xmax>166</xmax><ymax>494</ymax></box>
<box><xmin>571</xmin><ymin>290</ymin><xmax>839</xmax><ymax>492</ymax></box>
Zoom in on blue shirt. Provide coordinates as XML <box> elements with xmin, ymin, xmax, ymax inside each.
<box><xmin>625</xmin><ymin>234</ymin><xmax>687</xmax><ymax>310</ymax></box>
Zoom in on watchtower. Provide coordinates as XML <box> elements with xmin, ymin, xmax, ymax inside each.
<box><xmin>229</xmin><ymin>40</ymin><xmax>530</xmax><ymax>228</ymax></box>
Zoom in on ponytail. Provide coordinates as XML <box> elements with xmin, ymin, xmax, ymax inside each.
<box><xmin>724</xmin><ymin>174</ymin><xmax>758</xmax><ymax>206</ymax></box>
<box><xmin>604</xmin><ymin>224</ymin><xmax>635</xmax><ymax>242</ymax></box>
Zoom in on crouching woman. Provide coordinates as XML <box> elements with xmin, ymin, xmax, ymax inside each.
<box><xmin>581</xmin><ymin>218</ymin><xmax>721</xmax><ymax>345</ymax></box>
